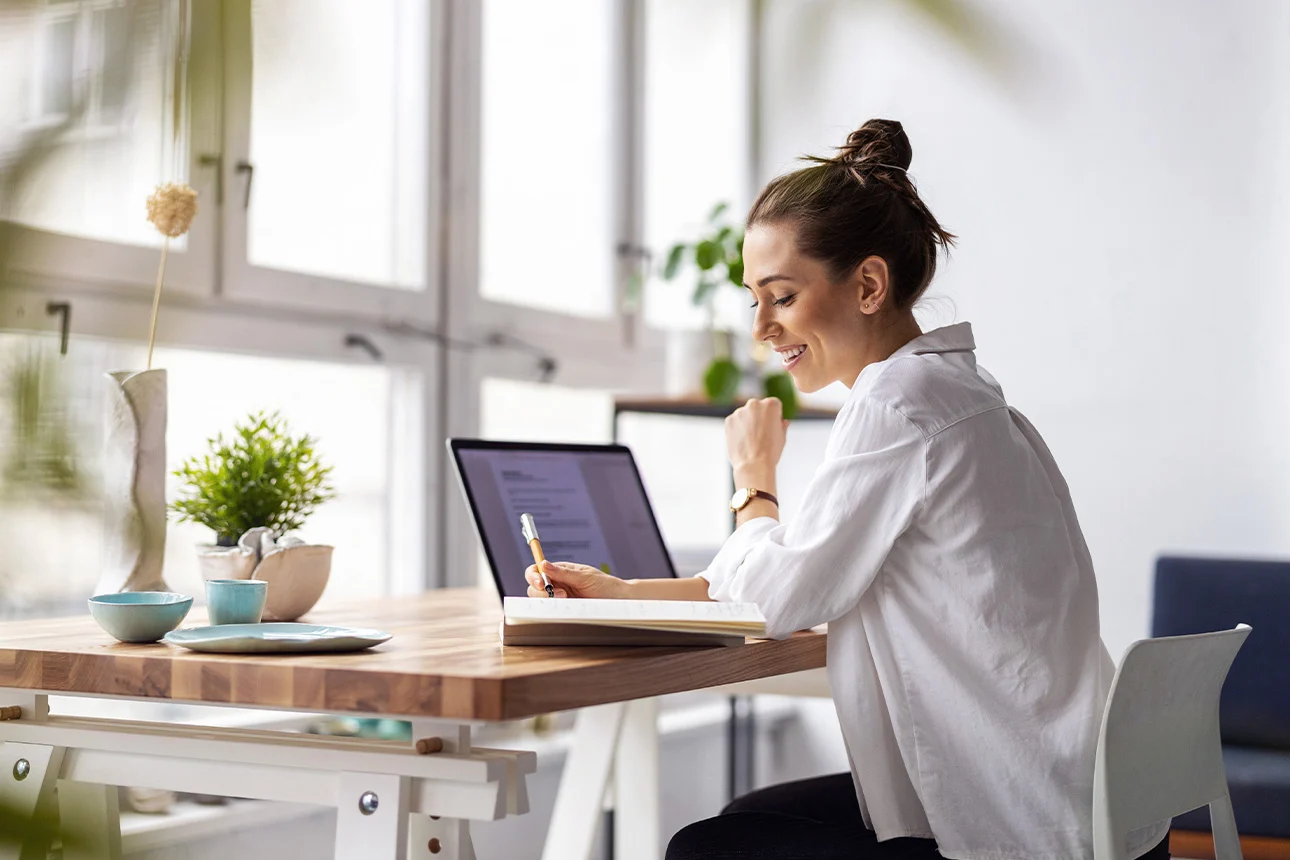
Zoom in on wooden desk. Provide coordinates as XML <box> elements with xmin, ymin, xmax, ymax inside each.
<box><xmin>0</xmin><ymin>589</ymin><xmax>826</xmax><ymax>860</ymax></box>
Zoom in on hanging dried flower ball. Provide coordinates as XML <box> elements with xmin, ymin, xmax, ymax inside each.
<box><xmin>146</xmin><ymin>182</ymin><xmax>198</xmax><ymax>238</ymax></box>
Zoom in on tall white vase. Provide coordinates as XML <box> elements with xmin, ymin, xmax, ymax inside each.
<box><xmin>98</xmin><ymin>369</ymin><xmax>169</xmax><ymax>594</ymax></box>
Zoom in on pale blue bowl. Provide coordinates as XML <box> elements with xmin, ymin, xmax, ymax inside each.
<box><xmin>88</xmin><ymin>592</ymin><xmax>193</xmax><ymax>643</ymax></box>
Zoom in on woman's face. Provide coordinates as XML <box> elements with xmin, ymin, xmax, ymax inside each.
<box><xmin>742</xmin><ymin>222</ymin><xmax>872</xmax><ymax>393</ymax></box>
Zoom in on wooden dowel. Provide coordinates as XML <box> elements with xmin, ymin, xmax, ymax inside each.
<box><xmin>415</xmin><ymin>736</ymin><xmax>444</xmax><ymax>755</ymax></box>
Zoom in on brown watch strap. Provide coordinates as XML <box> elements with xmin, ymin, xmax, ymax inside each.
<box><xmin>750</xmin><ymin>489</ymin><xmax>779</xmax><ymax>507</ymax></box>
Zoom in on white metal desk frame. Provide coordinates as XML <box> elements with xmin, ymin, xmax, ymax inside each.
<box><xmin>541</xmin><ymin>668</ymin><xmax>831</xmax><ymax>860</ymax></box>
<box><xmin>0</xmin><ymin>689</ymin><xmax>536</xmax><ymax>860</ymax></box>
<box><xmin>2</xmin><ymin>668</ymin><xmax>829</xmax><ymax>860</ymax></box>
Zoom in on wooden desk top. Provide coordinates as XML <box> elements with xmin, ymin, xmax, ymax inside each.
<box><xmin>0</xmin><ymin>589</ymin><xmax>825</xmax><ymax>722</ymax></box>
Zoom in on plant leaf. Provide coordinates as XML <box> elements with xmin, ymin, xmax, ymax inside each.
<box><xmin>703</xmin><ymin>358</ymin><xmax>741</xmax><ymax>403</ymax></box>
<box><xmin>707</xmin><ymin>201</ymin><xmax>729</xmax><ymax>223</ymax></box>
<box><xmin>661</xmin><ymin>243</ymin><xmax>686</xmax><ymax>280</ymax></box>
<box><xmin>692</xmin><ymin>278</ymin><xmax>718</xmax><ymax>307</ymax></box>
<box><xmin>624</xmin><ymin>271</ymin><xmax>645</xmax><ymax>307</ymax></box>
<box><xmin>763</xmin><ymin>372</ymin><xmax>799</xmax><ymax>420</ymax></box>
<box><xmin>694</xmin><ymin>240</ymin><xmax>719</xmax><ymax>271</ymax></box>
<box><xmin>726</xmin><ymin>257</ymin><xmax>744</xmax><ymax>288</ymax></box>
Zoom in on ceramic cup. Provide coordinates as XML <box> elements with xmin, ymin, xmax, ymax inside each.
<box><xmin>205</xmin><ymin>579</ymin><xmax>267</xmax><ymax>625</ymax></box>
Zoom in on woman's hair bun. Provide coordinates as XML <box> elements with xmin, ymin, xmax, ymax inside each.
<box><xmin>836</xmin><ymin>118</ymin><xmax>913</xmax><ymax>172</ymax></box>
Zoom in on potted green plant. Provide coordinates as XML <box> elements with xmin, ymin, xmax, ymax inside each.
<box><xmin>658</xmin><ymin>202</ymin><xmax>799</xmax><ymax>418</ymax></box>
<box><xmin>171</xmin><ymin>411</ymin><xmax>337</xmax><ymax>621</ymax></box>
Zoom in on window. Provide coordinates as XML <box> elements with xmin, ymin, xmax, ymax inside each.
<box><xmin>2</xmin><ymin>0</ymin><xmax>755</xmax><ymax>601</ymax></box>
<box><xmin>243</xmin><ymin>0</ymin><xmax>430</xmax><ymax>290</ymax></box>
<box><xmin>643</xmin><ymin>0</ymin><xmax>751</xmax><ymax>331</ymax></box>
<box><xmin>1</xmin><ymin>0</ymin><xmax>213</xmax><ymax>294</ymax></box>
<box><xmin>27</xmin><ymin>0</ymin><xmax>134</xmax><ymax>132</ymax></box>
<box><xmin>0</xmin><ymin>331</ymin><xmax>422</xmax><ymax>619</ymax></box>
<box><xmin>479</xmin><ymin>0</ymin><xmax>617</xmax><ymax>319</ymax></box>
<box><xmin>219</xmin><ymin>0</ymin><xmax>440</xmax><ymax>318</ymax></box>
<box><xmin>17</xmin><ymin>0</ymin><xmax>185</xmax><ymax>245</ymax></box>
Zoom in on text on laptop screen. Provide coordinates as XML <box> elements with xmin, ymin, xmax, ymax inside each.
<box><xmin>455</xmin><ymin>447</ymin><xmax>675</xmax><ymax>597</ymax></box>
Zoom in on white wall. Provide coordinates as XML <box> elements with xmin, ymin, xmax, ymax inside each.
<box><xmin>762</xmin><ymin>0</ymin><xmax>1290</xmax><ymax>657</ymax></box>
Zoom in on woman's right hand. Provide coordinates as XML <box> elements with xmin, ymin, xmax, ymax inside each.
<box><xmin>525</xmin><ymin>561</ymin><xmax>633</xmax><ymax>599</ymax></box>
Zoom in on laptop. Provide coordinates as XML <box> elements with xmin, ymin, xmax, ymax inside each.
<box><xmin>447</xmin><ymin>439</ymin><xmax>679</xmax><ymax>599</ymax></box>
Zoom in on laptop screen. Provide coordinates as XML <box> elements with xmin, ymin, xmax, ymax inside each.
<box><xmin>449</xmin><ymin>440</ymin><xmax>677</xmax><ymax>598</ymax></box>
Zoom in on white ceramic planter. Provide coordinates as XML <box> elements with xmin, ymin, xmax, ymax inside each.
<box><xmin>98</xmin><ymin>369</ymin><xmax>169</xmax><ymax>594</ymax></box>
<box><xmin>254</xmin><ymin>543</ymin><xmax>333</xmax><ymax>622</ymax></box>
<box><xmin>196</xmin><ymin>528</ymin><xmax>332</xmax><ymax>622</ymax></box>
<box><xmin>195</xmin><ymin>544</ymin><xmax>257</xmax><ymax>581</ymax></box>
<box><xmin>665</xmin><ymin>329</ymin><xmax>736</xmax><ymax>397</ymax></box>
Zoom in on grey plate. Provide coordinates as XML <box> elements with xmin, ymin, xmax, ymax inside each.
<box><xmin>163</xmin><ymin>623</ymin><xmax>392</xmax><ymax>654</ymax></box>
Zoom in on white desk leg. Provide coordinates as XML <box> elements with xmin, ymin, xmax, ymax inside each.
<box><xmin>335</xmin><ymin>772</ymin><xmax>411</xmax><ymax>860</ymax></box>
<box><xmin>58</xmin><ymin>781</ymin><xmax>123</xmax><ymax>860</ymax></box>
<box><xmin>613</xmin><ymin>698</ymin><xmax>661</xmax><ymax>860</ymax></box>
<box><xmin>0</xmin><ymin>742</ymin><xmax>64</xmax><ymax>860</ymax></box>
<box><xmin>542</xmin><ymin>702</ymin><xmax>627</xmax><ymax>860</ymax></box>
<box><xmin>408</xmin><ymin>813</ymin><xmax>476</xmax><ymax>860</ymax></box>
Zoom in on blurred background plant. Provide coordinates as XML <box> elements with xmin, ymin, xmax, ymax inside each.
<box><xmin>1</xmin><ymin>343</ymin><xmax>86</xmax><ymax>498</ymax></box>
<box><xmin>656</xmin><ymin>201</ymin><xmax>800</xmax><ymax>418</ymax></box>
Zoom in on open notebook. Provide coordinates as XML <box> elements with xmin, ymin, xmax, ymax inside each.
<box><xmin>501</xmin><ymin>597</ymin><xmax>767</xmax><ymax>647</ymax></box>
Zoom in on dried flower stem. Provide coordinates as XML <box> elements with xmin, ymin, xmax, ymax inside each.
<box><xmin>146</xmin><ymin>238</ymin><xmax>169</xmax><ymax>370</ymax></box>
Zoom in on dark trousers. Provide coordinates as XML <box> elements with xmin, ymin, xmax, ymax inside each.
<box><xmin>666</xmin><ymin>773</ymin><xmax>1172</xmax><ymax>860</ymax></box>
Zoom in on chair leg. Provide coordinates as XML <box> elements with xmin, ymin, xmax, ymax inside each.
<box><xmin>1209</xmin><ymin>794</ymin><xmax>1244</xmax><ymax>860</ymax></box>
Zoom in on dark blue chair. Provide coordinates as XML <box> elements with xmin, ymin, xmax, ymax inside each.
<box><xmin>1153</xmin><ymin>556</ymin><xmax>1290</xmax><ymax>852</ymax></box>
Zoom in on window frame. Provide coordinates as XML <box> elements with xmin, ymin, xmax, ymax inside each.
<box><xmin>214</xmin><ymin>0</ymin><xmax>446</xmax><ymax>324</ymax></box>
<box><xmin>3</xmin><ymin>0</ymin><xmax>219</xmax><ymax>300</ymax></box>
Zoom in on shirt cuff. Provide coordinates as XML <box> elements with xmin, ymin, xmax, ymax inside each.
<box><xmin>701</xmin><ymin>516</ymin><xmax>779</xmax><ymax>602</ymax></box>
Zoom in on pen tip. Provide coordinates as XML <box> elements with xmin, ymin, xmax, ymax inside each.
<box><xmin>546</xmin><ymin>584</ymin><xmax>555</xmax><ymax>598</ymax></box>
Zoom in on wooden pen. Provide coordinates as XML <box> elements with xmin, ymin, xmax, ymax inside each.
<box><xmin>520</xmin><ymin>513</ymin><xmax>555</xmax><ymax>597</ymax></box>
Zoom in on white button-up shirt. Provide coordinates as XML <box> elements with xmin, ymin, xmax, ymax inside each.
<box><xmin>702</xmin><ymin>323</ymin><xmax>1166</xmax><ymax>860</ymax></box>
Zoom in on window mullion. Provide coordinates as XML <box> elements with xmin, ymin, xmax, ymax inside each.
<box><xmin>613</xmin><ymin>0</ymin><xmax>646</xmax><ymax>344</ymax></box>
<box><xmin>440</xmin><ymin>0</ymin><xmax>485</xmax><ymax>588</ymax></box>
<box><xmin>216</xmin><ymin>0</ymin><xmax>252</xmax><ymax>301</ymax></box>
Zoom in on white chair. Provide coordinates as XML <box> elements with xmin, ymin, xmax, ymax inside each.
<box><xmin>1093</xmin><ymin>624</ymin><xmax>1252</xmax><ymax>860</ymax></box>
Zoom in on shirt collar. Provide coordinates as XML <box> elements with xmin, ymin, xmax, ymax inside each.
<box><xmin>889</xmin><ymin>322</ymin><xmax>976</xmax><ymax>359</ymax></box>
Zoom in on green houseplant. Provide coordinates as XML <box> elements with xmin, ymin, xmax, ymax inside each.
<box><xmin>659</xmin><ymin>202</ymin><xmax>799</xmax><ymax>418</ymax></box>
<box><xmin>171</xmin><ymin>411</ymin><xmax>335</xmax><ymax>547</ymax></box>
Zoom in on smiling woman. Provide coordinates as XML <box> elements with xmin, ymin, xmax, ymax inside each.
<box><xmin>533</xmin><ymin>120</ymin><xmax>1172</xmax><ymax>860</ymax></box>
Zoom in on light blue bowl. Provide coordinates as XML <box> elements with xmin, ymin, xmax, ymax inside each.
<box><xmin>88</xmin><ymin>592</ymin><xmax>193</xmax><ymax>643</ymax></box>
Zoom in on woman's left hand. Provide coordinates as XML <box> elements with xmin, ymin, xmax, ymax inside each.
<box><xmin>725</xmin><ymin>397</ymin><xmax>789</xmax><ymax>483</ymax></box>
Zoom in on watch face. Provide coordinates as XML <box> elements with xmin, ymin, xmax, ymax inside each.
<box><xmin>730</xmin><ymin>488</ymin><xmax>751</xmax><ymax>510</ymax></box>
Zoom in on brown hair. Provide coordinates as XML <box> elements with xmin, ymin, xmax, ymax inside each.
<box><xmin>747</xmin><ymin>119</ymin><xmax>955</xmax><ymax>309</ymax></box>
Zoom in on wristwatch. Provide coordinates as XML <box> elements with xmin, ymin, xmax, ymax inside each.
<box><xmin>730</xmin><ymin>487</ymin><xmax>779</xmax><ymax>513</ymax></box>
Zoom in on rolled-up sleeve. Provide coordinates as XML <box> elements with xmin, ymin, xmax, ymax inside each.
<box><xmin>701</xmin><ymin>400</ymin><xmax>926</xmax><ymax>638</ymax></box>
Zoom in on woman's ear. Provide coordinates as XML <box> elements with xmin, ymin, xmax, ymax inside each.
<box><xmin>855</xmin><ymin>256</ymin><xmax>890</xmax><ymax>315</ymax></box>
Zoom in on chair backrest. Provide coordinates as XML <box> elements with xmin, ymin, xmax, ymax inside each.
<box><xmin>1093</xmin><ymin>624</ymin><xmax>1251</xmax><ymax>860</ymax></box>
